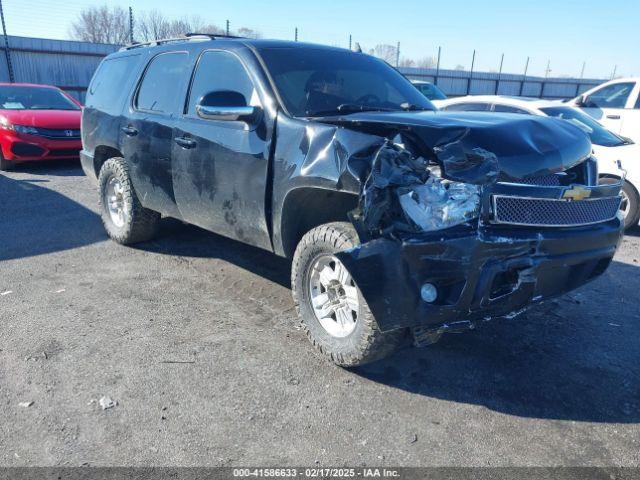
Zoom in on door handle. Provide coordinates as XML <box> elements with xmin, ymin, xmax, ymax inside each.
<box><xmin>121</xmin><ymin>125</ymin><xmax>138</xmax><ymax>136</ymax></box>
<box><xmin>606</xmin><ymin>114</ymin><xmax>621</xmax><ymax>120</ymax></box>
<box><xmin>174</xmin><ymin>136</ymin><xmax>196</xmax><ymax>149</ymax></box>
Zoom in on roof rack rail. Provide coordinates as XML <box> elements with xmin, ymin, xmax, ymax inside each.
<box><xmin>120</xmin><ymin>33</ymin><xmax>244</xmax><ymax>51</ymax></box>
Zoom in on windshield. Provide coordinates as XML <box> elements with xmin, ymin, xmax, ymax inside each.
<box><xmin>0</xmin><ymin>86</ymin><xmax>80</xmax><ymax>111</ymax></box>
<box><xmin>540</xmin><ymin>106</ymin><xmax>626</xmax><ymax>147</ymax></box>
<box><xmin>258</xmin><ymin>47</ymin><xmax>435</xmax><ymax>117</ymax></box>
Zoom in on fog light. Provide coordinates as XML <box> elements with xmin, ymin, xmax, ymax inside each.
<box><xmin>420</xmin><ymin>283</ymin><xmax>438</xmax><ymax>303</ymax></box>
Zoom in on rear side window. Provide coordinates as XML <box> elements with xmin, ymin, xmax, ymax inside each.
<box><xmin>187</xmin><ymin>50</ymin><xmax>258</xmax><ymax>116</ymax></box>
<box><xmin>87</xmin><ymin>54</ymin><xmax>140</xmax><ymax>114</ymax></box>
<box><xmin>493</xmin><ymin>104</ymin><xmax>529</xmax><ymax>114</ymax></box>
<box><xmin>136</xmin><ymin>52</ymin><xmax>189</xmax><ymax>114</ymax></box>
<box><xmin>443</xmin><ymin>102</ymin><xmax>490</xmax><ymax>112</ymax></box>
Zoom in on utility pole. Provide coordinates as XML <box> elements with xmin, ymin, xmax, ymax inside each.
<box><xmin>396</xmin><ymin>41</ymin><xmax>400</xmax><ymax>68</ymax></box>
<box><xmin>294</xmin><ymin>27</ymin><xmax>298</xmax><ymax>42</ymax></box>
<box><xmin>580</xmin><ymin>61</ymin><xmax>586</xmax><ymax>79</ymax></box>
<box><xmin>226</xmin><ymin>20</ymin><xmax>230</xmax><ymax>36</ymax></box>
<box><xmin>435</xmin><ymin>46</ymin><xmax>441</xmax><ymax>85</ymax></box>
<box><xmin>467</xmin><ymin>49</ymin><xmax>476</xmax><ymax>95</ymax></box>
<box><xmin>128</xmin><ymin>6</ymin><xmax>134</xmax><ymax>44</ymax></box>
<box><xmin>495</xmin><ymin>53</ymin><xmax>504</xmax><ymax>95</ymax></box>
<box><xmin>519</xmin><ymin>56</ymin><xmax>529</xmax><ymax>96</ymax></box>
<box><xmin>0</xmin><ymin>0</ymin><xmax>13</xmax><ymax>83</ymax></box>
<box><xmin>348</xmin><ymin>34</ymin><xmax>352</xmax><ymax>51</ymax></box>
<box><xmin>611</xmin><ymin>65</ymin><xmax>618</xmax><ymax>79</ymax></box>
<box><xmin>544</xmin><ymin>59</ymin><xmax>551</xmax><ymax>78</ymax></box>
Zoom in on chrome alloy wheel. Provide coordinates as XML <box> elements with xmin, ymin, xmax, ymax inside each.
<box><xmin>104</xmin><ymin>175</ymin><xmax>127</xmax><ymax>228</ymax></box>
<box><xmin>308</xmin><ymin>255</ymin><xmax>360</xmax><ymax>338</ymax></box>
<box><xmin>620</xmin><ymin>188</ymin><xmax>630</xmax><ymax>220</ymax></box>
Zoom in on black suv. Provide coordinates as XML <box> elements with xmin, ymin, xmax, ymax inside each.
<box><xmin>81</xmin><ymin>36</ymin><xmax>623</xmax><ymax>366</ymax></box>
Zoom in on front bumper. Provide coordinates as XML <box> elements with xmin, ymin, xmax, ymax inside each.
<box><xmin>338</xmin><ymin>179</ymin><xmax>624</xmax><ymax>332</ymax></box>
<box><xmin>0</xmin><ymin>131</ymin><xmax>81</xmax><ymax>162</ymax></box>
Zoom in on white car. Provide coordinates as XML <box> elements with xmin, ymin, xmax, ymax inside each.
<box><xmin>411</xmin><ymin>80</ymin><xmax>448</xmax><ymax>101</ymax></box>
<box><xmin>569</xmin><ymin>77</ymin><xmax>640</xmax><ymax>145</ymax></box>
<box><xmin>435</xmin><ymin>95</ymin><xmax>640</xmax><ymax>229</ymax></box>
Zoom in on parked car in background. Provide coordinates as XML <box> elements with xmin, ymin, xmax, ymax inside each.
<box><xmin>411</xmin><ymin>79</ymin><xmax>447</xmax><ymax>101</ymax></box>
<box><xmin>0</xmin><ymin>83</ymin><xmax>82</xmax><ymax>171</ymax></box>
<box><xmin>436</xmin><ymin>95</ymin><xmax>640</xmax><ymax>230</ymax></box>
<box><xmin>568</xmin><ymin>77</ymin><xmax>640</xmax><ymax>145</ymax></box>
<box><xmin>81</xmin><ymin>37</ymin><xmax>623</xmax><ymax>366</ymax></box>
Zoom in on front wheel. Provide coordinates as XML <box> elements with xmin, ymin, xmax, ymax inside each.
<box><xmin>291</xmin><ymin>222</ymin><xmax>405</xmax><ymax>367</ymax></box>
<box><xmin>600</xmin><ymin>177</ymin><xmax>640</xmax><ymax>230</ymax></box>
<box><xmin>98</xmin><ymin>157</ymin><xmax>160</xmax><ymax>244</ymax></box>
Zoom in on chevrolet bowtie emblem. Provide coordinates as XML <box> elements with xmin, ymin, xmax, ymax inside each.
<box><xmin>562</xmin><ymin>185</ymin><xmax>592</xmax><ymax>201</ymax></box>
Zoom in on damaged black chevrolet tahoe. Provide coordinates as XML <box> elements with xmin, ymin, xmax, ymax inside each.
<box><xmin>81</xmin><ymin>36</ymin><xmax>624</xmax><ymax>366</ymax></box>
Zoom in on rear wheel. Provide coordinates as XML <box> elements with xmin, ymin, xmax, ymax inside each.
<box><xmin>600</xmin><ymin>177</ymin><xmax>640</xmax><ymax>230</ymax></box>
<box><xmin>291</xmin><ymin>222</ymin><xmax>405</xmax><ymax>367</ymax></box>
<box><xmin>98</xmin><ymin>157</ymin><xmax>160</xmax><ymax>244</ymax></box>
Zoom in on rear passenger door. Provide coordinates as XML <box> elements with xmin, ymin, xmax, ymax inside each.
<box><xmin>172</xmin><ymin>49</ymin><xmax>273</xmax><ymax>250</ymax></box>
<box><xmin>120</xmin><ymin>51</ymin><xmax>190</xmax><ymax>218</ymax></box>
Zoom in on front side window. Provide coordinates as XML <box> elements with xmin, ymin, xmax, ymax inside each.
<box><xmin>416</xmin><ymin>83</ymin><xmax>447</xmax><ymax>101</ymax></box>
<box><xmin>443</xmin><ymin>102</ymin><xmax>490</xmax><ymax>112</ymax></box>
<box><xmin>136</xmin><ymin>52</ymin><xmax>189</xmax><ymax>114</ymax></box>
<box><xmin>187</xmin><ymin>50</ymin><xmax>258</xmax><ymax>116</ymax></box>
<box><xmin>258</xmin><ymin>47</ymin><xmax>434</xmax><ymax>117</ymax></box>
<box><xmin>0</xmin><ymin>86</ymin><xmax>79</xmax><ymax>111</ymax></box>
<box><xmin>493</xmin><ymin>104</ymin><xmax>528</xmax><ymax>114</ymax></box>
<box><xmin>541</xmin><ymin>106</ymin><xmax>625</xmax><ymax>147</ymax></box>
<box><xmin>585</xmin><ymin>82</ymin><xmax>635</xmax><ymax>109</ymax></box>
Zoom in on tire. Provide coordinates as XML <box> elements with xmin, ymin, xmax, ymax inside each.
<box><xmin>291</xmin><ymin>222</ymin><xmax>405</xmax><ymax>367</ymax></box>
<box><xmin>98</xmin><ymin>157</ymin><xmax>160</xmax><ymax>244</ymax></box>
<box><xmin>0</xmin><ymin>154</ymin><xmax>13</xmax><ymax>171</ymax></box>
<box><xmin>600</xmin><ymin>177</ymin><xmax>640</xmax><ymax>230</ymax></box>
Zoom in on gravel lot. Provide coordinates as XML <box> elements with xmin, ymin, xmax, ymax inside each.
<box><xmin>1</xmin><ymin>160</ymin><xmax>639</xmax><ymax>467</ymax></box>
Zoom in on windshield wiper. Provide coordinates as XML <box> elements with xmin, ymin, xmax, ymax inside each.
<box><xmin>400</xmin><ymin>102</ymin><xmax>433</xmax><ymax>111</ymax></box>
<box><xmin>306</xmin><ymin>103</ymin><xmax>397</xmax><ymax>117</ymax></box>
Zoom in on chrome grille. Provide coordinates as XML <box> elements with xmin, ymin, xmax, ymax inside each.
<box><xmin>33</xmin><ymin>127</ymin><xmax>81</xmax><ymax>139</ymax></box>
<box><xmin>517</xmin><ymin>174</ymin><xmax>561</xmax><ymax>186</ymax></box>
<box><xmin>493</xmin><ymin>195</ymin><xmax>621</xmax><ymax>227</ymax></box>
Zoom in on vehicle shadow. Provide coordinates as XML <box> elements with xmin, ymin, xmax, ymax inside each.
<box><xmin>137</xmin><ymin>219</ymin><xmax>292</xmax><ymax>289</ymax></box>
<box><xmin>353</xmin><ymin>259</ymin><xmax>640</xmax><ymax>424</ymax></box>
<box><xmin>7</xmin><ymin>159</ymin><xmax>84</xmax><ymax>177</ymax></box>
<box><xmin>0</xmin><ymin>172</ymin><xmax>106</xmax><ymax>261</ymax></box>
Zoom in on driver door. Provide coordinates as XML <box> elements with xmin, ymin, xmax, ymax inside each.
<box><xmin>172</xmin><ymin>49</ymin><xmax>273</xmax><ymax>251</ymax></box>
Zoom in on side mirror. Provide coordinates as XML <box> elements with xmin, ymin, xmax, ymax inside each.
<box><xmin>574</xmin><ymin>94</ymin><xmax>586</xmax><ymax>107</ymax></box>
<box><xmin>196</xmin><ymin>90</ymin><xmax>261</xmax><ymax>122</ymax></box>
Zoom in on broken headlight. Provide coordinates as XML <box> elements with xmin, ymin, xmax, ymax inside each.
<box><xmin>397</xmin><ymin>171</ymin><xmax>481</xmax><ymax>231</ymax></box>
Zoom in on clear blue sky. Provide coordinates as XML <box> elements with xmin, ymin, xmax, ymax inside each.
<box><xmin>7</xmin><ymin>0</ymin><xmax>639</xmax><ymax>78</ymax></box>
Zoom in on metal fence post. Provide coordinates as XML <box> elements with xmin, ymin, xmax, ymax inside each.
<box><xmin>519</xmin><ymin>56</ymin><xmax>529</xmax><ymax>96</ymax></box>
<box><xmin>435</xmin><ymin>46</ymin><xmax>441</xmax><ymax>85</ymax></box>
<box><xmin>467</xmin><ymin>50</ymin><xmax>475</xmax><ymax>95</ymax></box>
<box><xmin>0</xmin><ymin>0</ymin><xmax>13</xmax><ymax>83</ymax></box>
<box><xmin>128</xmin><ymin>7</ymin><xmax>134</xmax><ymax>44</ymax></box>
<box><xmin>495</xmin><ymin>53</ymin><xmax>504</xmax><ymax>95</ymax></box>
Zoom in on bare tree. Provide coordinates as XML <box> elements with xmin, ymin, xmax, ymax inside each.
<box><xmin>236</xmin><ymin>27</ymin><xmax>261</xmax><ymax>39</ymax></box>
<box><xmin>69</xmin><ymin>5</ymin><xmax>130</xmax><ymax>44</ymax></box>
<box><xmin>398</xmin><ymin>57</ymin><xmax>415</xmax><ymax>68</ymax></box>
<box><xmin>137</xmin><ymin>10</ymin><xmax>172</xmax><ymax>41</ymax></box>
<box><xmin>416</xmin><ymin>56</ymin><xmax>437</xmax><ymax>69</ymax></box>
<box><xmin>372</xmin><ymin>44</ymin><xmax>398</xmax><ymax>65</ymax></box>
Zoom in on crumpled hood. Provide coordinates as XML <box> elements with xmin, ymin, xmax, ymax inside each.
<box><xmin>320</xmin><ymin>110</ymin><xmax>593</xmax><ymax>181</ymax></box>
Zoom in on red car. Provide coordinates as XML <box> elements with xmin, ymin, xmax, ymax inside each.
<box><xmin>0</xmin><ymin>83</ymin><xmax>82</xmax><ymax>171</ymax></box>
